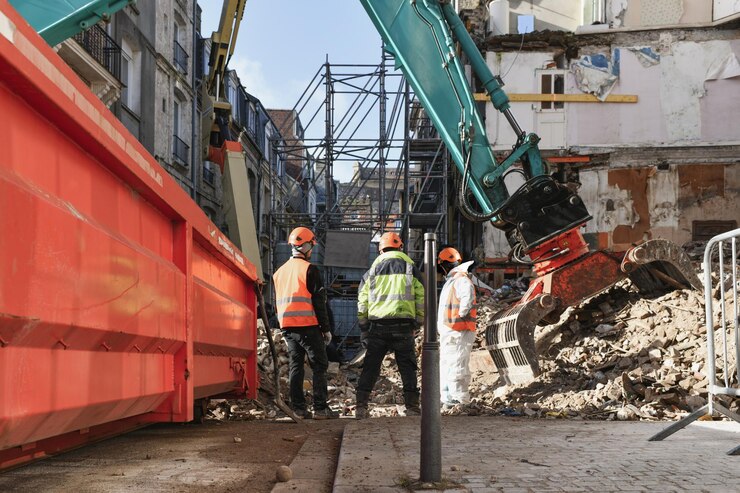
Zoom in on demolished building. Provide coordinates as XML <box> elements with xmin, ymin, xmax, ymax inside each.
<box><xmin>459</xmin><ymin>0</ymin><xmax>739</xmax><ymax>259</ymax></box>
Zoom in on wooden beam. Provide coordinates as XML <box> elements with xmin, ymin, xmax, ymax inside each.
<box><xmin>546</xmin><ymin>156</ymin><xmax>591</xmax><ymax>163</ymax></box>
<box><xmin>474</xmin><ymin>93</ymin><xmax>638</xmax><ymax>103</ymax></box>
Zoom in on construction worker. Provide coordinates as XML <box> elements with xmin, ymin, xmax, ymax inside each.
<box><xmin>437</xmin><ymin>247</ymin><xmax>477</xmax><ymax>407</ymax></box>
<box><xmin>273</xmin><ymin>227</ymin><xmax>338</xmax><ymax>420</ymax></box>
<box><xmin>355</xmin><ymin>232</ymin><xmax>425</xmax><ymax>419</ymax></box>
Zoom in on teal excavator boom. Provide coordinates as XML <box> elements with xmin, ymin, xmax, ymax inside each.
<box><xmin>9</xmin><ymin>0</ymin><xmax>134</xmax><ymax>46</ymax></box>
<box><xmin>360</xmin><ymin>0</ymin><xmax>701</xmax><ymax>384</ymax></box>
<box><xmin>360</xmin><ymin>0</ymin><xmax>545</xmax><ymax>219</ymax></box>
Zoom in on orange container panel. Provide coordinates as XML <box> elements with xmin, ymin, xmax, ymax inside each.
<box><xmin>0</xmin><ymin>0</ymin><xmax>258</xmax><ymax>469</ymax></box>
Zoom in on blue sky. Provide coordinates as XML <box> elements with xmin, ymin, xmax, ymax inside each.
<box><xmin>199</xmin><ymin>1</ymin><xmax>389</xmax><ymax>182</ymax></box>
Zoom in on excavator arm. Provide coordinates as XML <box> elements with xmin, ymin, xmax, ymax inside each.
<box><xmin>9</xmin><ymin>0</ymin><xmax>134</xmax><ymax>46</ymax></box>
<box><xmin>360</xmin><ymin>0</ymin><xmax>700</xmax><ymax>384</ymax></box>
<box><xmin>206</xmin><ymin>0</ymin><xmax>247</xmax><ymax>109</ymax></box>
<box><xmin>360</xmin><ymin>0</ymin><xmax>592</xmax><ymax>253</ymax></box>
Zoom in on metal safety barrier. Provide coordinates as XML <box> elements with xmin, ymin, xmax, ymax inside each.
<box><xmin>649</xmin><ymin>228</ymin><xmax>740</xmax><ymax>455</ymax></box>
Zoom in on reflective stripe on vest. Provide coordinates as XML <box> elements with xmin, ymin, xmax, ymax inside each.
<box><xmin>368</xmin><ymin>261</ymin><xmax>415</xmax><ymax>303</ymax></box>
<box><xmin>272</xmin><ymin>258</ymin><xmax>319</xmax><ymax>328</ymax></box>
<box><xmin>443</xmin><ymin>274</ymin><xmax>477</xmax><ymax>331</ymax></box>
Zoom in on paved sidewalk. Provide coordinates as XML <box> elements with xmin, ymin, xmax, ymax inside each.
<box><xmin>333</xmin><ymin>417</ymin><xmax>740</xmax><ymax>492</ymax></box>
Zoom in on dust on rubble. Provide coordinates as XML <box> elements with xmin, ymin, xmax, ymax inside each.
<box><xmin>210</xmin><ymin>264</ymin><xmax>738</xmax><ymax>423</ymax></box>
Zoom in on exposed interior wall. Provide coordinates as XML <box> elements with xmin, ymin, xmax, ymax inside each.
<box><xmin>714</xmin><ymin>0</ymin><xmax>740</xmax><ymax>21</ymax></box>
<box><xmin>485</xmin><ymin>36</ymin><xmax>740</xmax><ymax>150</ymax></box>
<box><xmin>609</xmin><ymin>0</ymin><xmax>712</xmax><ymax>28</ymax></box>
<box><xmin>483</xmin><ymin>162</ymin><xmax>739</xmax><ymax>259</ymax></box>
<box><xmin>485</xmin><ymin>51</ymin><xmax>555</xmax><ymax>150</ymax></box>
<box><xmin>567</xmin><ymin>38</ymin><xmax>740</xmax><ymax>147</ymax></box>
<box><xmin>579</xmin><ymin>163</ymin><xmax>739</xmax><ymax>251</ymax></box>
<box><xmin>507</xmin><ymin>0</ymin><xmax>581</xmax><ymax>32</ymax></box>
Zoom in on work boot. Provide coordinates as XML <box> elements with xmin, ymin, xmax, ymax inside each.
<box><xmin>355</xmin><ymin>390</ymin><xmax>371</xmax><ymax>420</ymax></box>
<box><xmin>314</xmin><ymin>407</ymin><xmax>339</xmax><ymax>420</ymax></box>
<box><xmin>293</xmin><ymin>408</ymin><xmax>312</xmax><ymax>420</ymax></box>
<box><xmin>404</xmin><ymin>391</ymin><xmax>421</xmax><ymax>416</ymax></box>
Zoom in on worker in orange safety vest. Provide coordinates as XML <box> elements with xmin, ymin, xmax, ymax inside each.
<box><xmin>273</xmin><ymin>226</ymin><xmax>338</xmax><ymax>420</ymax></box>
<box><xmin>437</xmin><ymin>246</ymin><xmax>477</xmax><ymax>408</ymax></box>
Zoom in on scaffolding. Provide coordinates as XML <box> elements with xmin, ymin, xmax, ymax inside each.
<box><xmin>268</xmin><ymin>52</ymin><xmax>453</xmax><ymax>267</ymax></box>
<box><xmin>264</xmin><ymin>53</ymin><xmax>493</xmax><ymax>356</ymax></box>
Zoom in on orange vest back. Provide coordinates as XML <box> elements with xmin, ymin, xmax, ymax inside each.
<box><xmin>273</xmin><ymin>258</ymin><xmax>319</xmax><ymax>329</ymax></box>
<box><xmin>442</xmin><ymin>273</ymin><xmax>477</xmax><ymax>331</ymax></box>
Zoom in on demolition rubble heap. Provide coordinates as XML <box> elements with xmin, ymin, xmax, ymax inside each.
<box><xmin>210</xmin><ymin>269</ymin><xmax>738</xmax><ymax>422</ymax></box>
<box><xmin>466</xmin><ymin>275</ymin><xmax>739</xmax><ymax>421</ymax></box>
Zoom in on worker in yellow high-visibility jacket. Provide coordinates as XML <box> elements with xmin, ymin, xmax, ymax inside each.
<box><xmin>355</xmin><ymin>232</ymin><xmax>425</xmax><ymax>419</ymax></box>
<box><xmin>273</xmin><ymin>226</ymin><xmax>338</xmax><ymax>420</ymax></box>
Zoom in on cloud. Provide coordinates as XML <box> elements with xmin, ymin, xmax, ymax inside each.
<box><xmin>229</xmin><ymin>56</ymin><xmax>281</xmax><ymax>108</ymax></box>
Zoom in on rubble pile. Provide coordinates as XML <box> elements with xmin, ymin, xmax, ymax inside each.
<box><xmin>457</xmin><ymin>278</ymin><xmax>739</xmax><ymax>420</ymax></box>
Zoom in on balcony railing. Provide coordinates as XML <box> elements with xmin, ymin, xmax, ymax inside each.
<box><xmin>174</xmin><ymin>40</ymin><xmax>189</xmax><ymax>75</ymax></box>
<box><xmin>203</xmin><ymin>165</ymin><xmax>215</xmax><ymax>185</ymax></box>
<box><xmin>73</xmin><ymin>25</ymin><xmax>122</xmax><ymax>81</ymax></box>
<box><xmin>173</xmin><ymin>135</ymin><xmax>190</xmax><ymax>167</ymax></box>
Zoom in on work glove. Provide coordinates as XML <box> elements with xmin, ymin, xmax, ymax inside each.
<box><xmin>323</xmin><ymin>331</ymin><xmax>332</xmax><ymax>345</ymax></box>
<box><xmin>360</xmin><ymin>331</ymin><xmax>369</xmax><ymax>349</ymax></box>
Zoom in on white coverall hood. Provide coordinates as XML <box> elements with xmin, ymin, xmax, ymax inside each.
<box><xmin>446</xmin><ymin>260</ymin><xmax>475</xmax><ymax>277</ymax></box>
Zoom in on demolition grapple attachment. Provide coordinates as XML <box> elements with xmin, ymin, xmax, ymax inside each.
<box><xmin>485</xmin><ymin>237</ymin><xmax>702</xmax><ymax>385</ymax></box>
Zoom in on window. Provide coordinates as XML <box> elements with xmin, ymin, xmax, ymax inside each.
<box><xmin>173</xmin><ymin>18</ymin><xmax>188</xmax><ymax>74</ymax></box>
<box><xmin>582</xmin><ymin>0</ymin><xmax>605</xmax><ymax>25</ymax></box>
<box><xmin>247</xmin><ymin>102</ymin><xmax>256</xmax><ymax>136</ymax></box>
<box><xmin>540</xmin><ymin>72</ymin><xmax>565</xmax><ymax>110</ymax></box>
<box><xmin>120</xmin><ymin>38</ymin><xmax>141</xmax><ymax>114</ymax></box>
<box><xmin>203</xmin><ymin>162</ymin><xmax>215</xmax><ymax>186</ymax></box>
<box><xmin>172</xmin><ymin>97</ymin><xmax>190</xmax><ymax>166</ymax></box>
<box><xmin>294</xmin><ymin>116</ymin><xmax>304</xmax><ymax>140</ymax></box>
<box><xmin>173</xmin><ymin>99</ymin><xmax>180</xmax><ymax>137</ymax></box>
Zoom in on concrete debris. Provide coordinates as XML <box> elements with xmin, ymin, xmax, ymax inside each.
<box><xmin>275</xmin><ymin>465</ymin><xmax>293</xmax><ymax>482</ymax></box>
<box><xmin>453</xmin><ymin>277</ymin><xmax>739</xmax><ymax>421</ymax></box>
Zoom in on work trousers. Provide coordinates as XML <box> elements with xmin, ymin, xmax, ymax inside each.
<box><xmin>282</xmin><ymin>327</ymin><xmax>329</xmax><ymax>411</ymax></box>
<box><xmin>357</xmin><ymin>322</ymin><xmax>418</xmax><ymax>397</ymax></box>
<box><xmin>439</xmin><ymin>326</ymin><xmax>475</xmax><ymax>404</ymax></box>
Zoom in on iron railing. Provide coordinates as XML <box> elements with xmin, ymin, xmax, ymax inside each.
<box><xmin>203</xmin><ymin>165</ymin><xmax>215</xmax><ymax>185</ymax></box>
<box><xmin>173</xmin><ymin>135</ymin><xmax>190</xmax><ymax>166</ymax></box>
<box><xmin>650</xmin><ymin>228</ymin><xmax>740</xmax><ymax>455</ymax></box>
<box><xmin>73</xmin><ymin>25</ymin><xmax>122</xmax><ymax>81</ymax></box>
<box><xmin>173</xmin><ymin>39</ymin><xmax>188</xmax><ymax>75</ymax></box>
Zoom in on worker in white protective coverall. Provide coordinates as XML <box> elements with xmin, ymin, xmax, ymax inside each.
<box><xmin>437</xmin><ymin>247</ymin><xmax>477</xmax><ymax>407</ymax></box>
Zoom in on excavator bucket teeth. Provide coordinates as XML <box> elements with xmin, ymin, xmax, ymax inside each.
<box><xmin>622</xmin><ymin>239</ymin><xmax>702</xmax><ymax>293</ymax></box>
<box><xmin>485</xmin><ymin>294</ymin><xmax>557</xmax><ymax>385</ymax></box>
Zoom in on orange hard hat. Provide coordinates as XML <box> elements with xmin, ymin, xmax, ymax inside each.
<box><xmin>379</xmin><ymin>232</ymin><xmax>403</xmax><ymax>252</ymax></box>
<box><xmin>288</xmin><ymin>226</ymin><xmax>316</xmax><ymax>247</ymax></box>
<box><xmin>437</xmin><ymin>247</ymin><xmax>462</xmax><ymax>265</ymax></box>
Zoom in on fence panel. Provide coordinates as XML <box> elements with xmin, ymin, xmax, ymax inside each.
<box><xmin>649</xmin><ymin>228</ymin><xmax>740</xmax><ymax>455</ymax></box>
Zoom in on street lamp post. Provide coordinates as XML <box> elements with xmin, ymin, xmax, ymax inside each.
<box><xmin>420</xmin><ymin>232</ymin><xmax>441</xmax><ymax>482</ymax></box>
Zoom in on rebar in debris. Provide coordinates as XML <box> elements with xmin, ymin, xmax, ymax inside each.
<box><xmin>256</xmin><ymin>285</ymin><xmax>301</xmax><ymax>423</ymax></box>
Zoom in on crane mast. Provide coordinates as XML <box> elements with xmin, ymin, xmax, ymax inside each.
<box><xmin>206</xmin><ymin>0</ymin><xmax>247</xmax><ymax>107</ymax></box>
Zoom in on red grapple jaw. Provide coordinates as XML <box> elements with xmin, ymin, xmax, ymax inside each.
<box><xmin>621</xmin><ymin>239</ymin><xmax>702</xmax><ymax>292</ymax></box>
<box><xmin>485</xmin><ymin>232</ymin><xmax>701</xmax><ymax>385</ymax></box>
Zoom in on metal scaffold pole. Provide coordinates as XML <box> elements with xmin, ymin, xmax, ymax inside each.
<box><xmin>378</xmin><ymin>50</ymin><xmax>386</xmax><ymax>233</ymax></box>
<box><xmin>402</xmin><ymin>80</ymin><xmax>410</xmax><ymax>249</ymax></box>
<box><xmin>324</xmin><ymin>58</ymin><xmax>334</xmax><ymax>233</ymax></box>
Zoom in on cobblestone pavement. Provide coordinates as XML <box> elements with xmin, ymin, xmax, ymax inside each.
<box><xmin>333</xmin><ymin>417</ymin><xmax>740</xmax><ymax>492</ymax></box>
